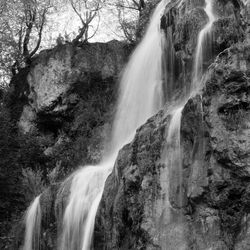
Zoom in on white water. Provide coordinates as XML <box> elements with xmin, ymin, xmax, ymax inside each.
<box><xmin>167</xmin><ymin>107</ymin><xmax>184</xmax><ymax>207</ymax></box>
<box><xmin>109</xmin><ymin>0</ymin><xmax>170</xmax><ymax>153</ymax></box>
<box><xmin>159</xmin><ymin>1</ymin><xmax>216</xmax><ymax>247</ymax></box>
<box><xmin>192</xmin><ymin>0</ymin><xmax>216</xmax><ymax>91</ymax></box>
<box><xmin>159</xmin><ymin>106</ymin><xmax>186</xmax><ymax>249</ymax></box>
<box><xmin>23</xmin><ymin>0</ymin><xmax>216</xmax><ymax>249</ymax></box>
<box><xmin>23</xmin><ymin>195</ymin><xmax>41</xmax><ymax>250</ymax></box>
<box><xmin>59</xmin><ymin>1</ymin><xmax>170</xmax><ymax>250</ymax></box>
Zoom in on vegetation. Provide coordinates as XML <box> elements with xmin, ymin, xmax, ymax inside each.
<box><xmin>0</xmin><ymin>98</ymin><xmax>49</xmax><ymax>246</ymax></box>
<box><xmin>0</xmin><ymin>0</ymin><xmax>56</xmax><ymax>82</ymax></box>
<box><xmin>0</xmin><ymin>0</ymin><xmax>157</xmax><ymax>86</ymax></box>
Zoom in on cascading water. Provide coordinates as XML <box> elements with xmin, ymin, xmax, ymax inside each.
<box><xmin>23</xmin><ymin>195</ymin><xmax>41</xmax><ymax>250</ymax></box>
<box><xmin>167</xmin><ymin>107</ymin><xmax>184</xmax><ymax>208</ymax></box>
<box><xmin>160</xmin><ymin>1</ymin><xmax>216</xmax><ymax>246</ymax></box>
<box><xmin>109</xmin><ymin>0</ymin><xmax>169</xmax><ymax>154</ymax></box>
<box><xmin>22</xmin><ymin>0</ymin><xmax>217</xmax><ymax>249</ymax></box>
<box><xmin>159</xmin><ymin>106</ymin><xmax>186</xmax><ymax>249</ymax></box>
<box><xmin>58</xmin><ymin>1</ymin><xmax>170</xmax><ymax>250</ymax></box>
<box><xmin>192</xmin><ymin>0</ymin><xmax>216</xmax><ymax>91</ymax></box>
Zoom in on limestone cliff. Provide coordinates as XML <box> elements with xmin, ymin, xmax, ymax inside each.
<box><xmin>4</xmin><ymin>40</ymin><xmax>130</xmax><ymax>249</ymax></box>
<box><xmin>12</xmin><ymin>40</ymin><xmax>130</xmax><ymax>175</ymax></box>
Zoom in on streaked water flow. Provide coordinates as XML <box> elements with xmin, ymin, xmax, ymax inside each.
<box><xmin>23</xmin><ymin>195</ymin><xmax>41</xmax><ymax>250</ymax></box>
<box><xmin>192</xmin><ymin>0</ymin><xmax>216</xmax><ymax>91</ymax></box>
<box><xmin>22</xmin><ymin>0</ymin><xmax>216</xmax><ymax>249</ymax></box>
<box><xmin>161</xmin><ymin>1</ymin><xmax>215</xmax><ymax>245</ymax></box>
<box><xmin>58</xmin><ymin>1</ymin><xmax>170</xmax><ymax>249</ymax></box>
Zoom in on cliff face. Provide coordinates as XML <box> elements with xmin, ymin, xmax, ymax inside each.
<box><xmin>14</xmin><ymin>40</ymin><xmax>130</xmax><ymax>175</ymax></box>
<box><xmin>5</xmin><ymin>40</ymin><xmax>130</xmax><ymax>249</ymax></box>
<box><xmin>18</xmin><ymin>40</ymin><xmax>128</xmax><ymax>132</ymax></box>
<box><xmin>94</xmin><ymin>1</ymin><xmax>250</xmax><ymax>250</ymax></box>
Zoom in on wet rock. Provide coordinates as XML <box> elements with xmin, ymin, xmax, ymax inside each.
<box><xmin>95</xmin><ymin>39</ymin><xmax>250</xmax><ymax>250</ymax></box>
<box><xmin>160</xmin><ymin>0</ymin><xmax>245</xmax><ymax>103</ymax></box>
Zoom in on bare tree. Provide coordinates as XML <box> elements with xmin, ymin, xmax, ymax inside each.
<box><xmin>108</xmin><ymin>0</ymin><xmax>146</xmax><ymax>43</ymax></box>
<box><xmin>115</xmin><ymin>0</ymin><xmax>145</xmax><ymax>13</ymax></box>
<box><xmin>68</xmin><ymin>0</ymin><xmax>105</xmax><ymax>44</ymax></box>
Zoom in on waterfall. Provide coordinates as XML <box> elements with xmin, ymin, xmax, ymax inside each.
<box><xmin>58</xmin><ymin>1</ymin><xmax>170</xmax><ymax>250</ymax></box>
<box><xmin>159</xmin><ymin>106</ymin><xmax>186</xmax><ymax>249</ymax></box>
<box><xmin>23</xmin><ymin>195</ymin><xmax>41</xmax><ymax>250</ymax></box>
<box><xmin>192</xmin><ymin>0</ymin><xmax>216</xmax><ymax>91</ymax></box>
<box><xmin>167</xmin><ymin>107</ymin><xmax>184</xmax><ymax>208</ymax></box>
<box><xmin>159</xmin><ymin>2</ymin><xmax>215</xmax><ymax>247</ymax></box>
<box><xmin>165</xmin><ymin>0</ymin><xmax>216</xmax><ymax>194</ymax></box>
<box><xmin>109</xmin><ymin>0</ymin><xmax>170</xmax><ymax>154</ymax></box>
<box><xmin>22</xmin><ymin>0</ymin><xmax>217</xmax><ymax>249</ymax></box>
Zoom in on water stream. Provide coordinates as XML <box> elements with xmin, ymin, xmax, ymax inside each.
<box><xmin>23</xmin><ymin>196</ymin><xmax>41</xmax><ymax>250</ymax></box>
<box><xmin>160</xmin><ymin>1</ymin><xmax>215</xmax><ymax>246</ymax></box>
<box><xmin>59</xmin><ymin>1</ymin><xmax>170</xmax><ymax>250</ymax></box>
<box><xmin>22</xmin><ymin>0</ymin><xmax>216</xmax><ymax>249</ymax></box>
<box><xmin>192</xmin><ymin>0</ymin><xmax>216</xmax><ymax>92</ymax></box>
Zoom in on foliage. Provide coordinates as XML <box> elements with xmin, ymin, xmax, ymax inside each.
<box><xmin>0</xmin><ymin>0</ymin><xmax>56</xmax><ymax>84</ymax></box>
<box><xmin>0</xmin><ymin>101</ymin><xmax>23</xmax><ymax>219</ymax></box>
<box><xmin>115</xmin><ymin>0</ymin><xmax>145</xmax><ymax>43</ymax></box>
<box><xmin>0</xmin><ymin>97</ymin><xmax>52</xmax><ymax>223</ymax></box>
<box><xmin>0</xmin><ymin>0</ymin><xmax>153</xmax><ymax>87</ymax></box>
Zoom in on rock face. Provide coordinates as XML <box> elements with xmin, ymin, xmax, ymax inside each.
<box><xmin>12</xmin><ymin>40</ymin><xmax>130</xmax><ymax>177</ymax></box>
<box><xmin>181</xmin><ymin>43</ymin><xmax>250</xmax><ymax>250</ymax></box>
<box><xmin>160</xmin><ymin>0</ymin><xmax>244</xmax><ymax>102</ymax></box>
<box><xmin>94</xmin><ymin>43</ymin><xmax>250</xmax><ymax>250</ymax></box>
<box><xmin>94</xmin><ymin>1</ymin><xmax>250</xmax><ymax>250</ymax></box>
<box><xmin>18</xmin><ymin>40</ymin><xmax>129</xmax><ymax>134</ymax></box>
<box><xmin>7</xmin><ymin>40</ymin><xmax>130</xmax><ymax>249</ymax></box>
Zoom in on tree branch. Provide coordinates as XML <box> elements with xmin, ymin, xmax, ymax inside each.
<box><xmin>29</xmin><ymin>8</ymin><xmax>47</xmax><ymax>58</ymax></box>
